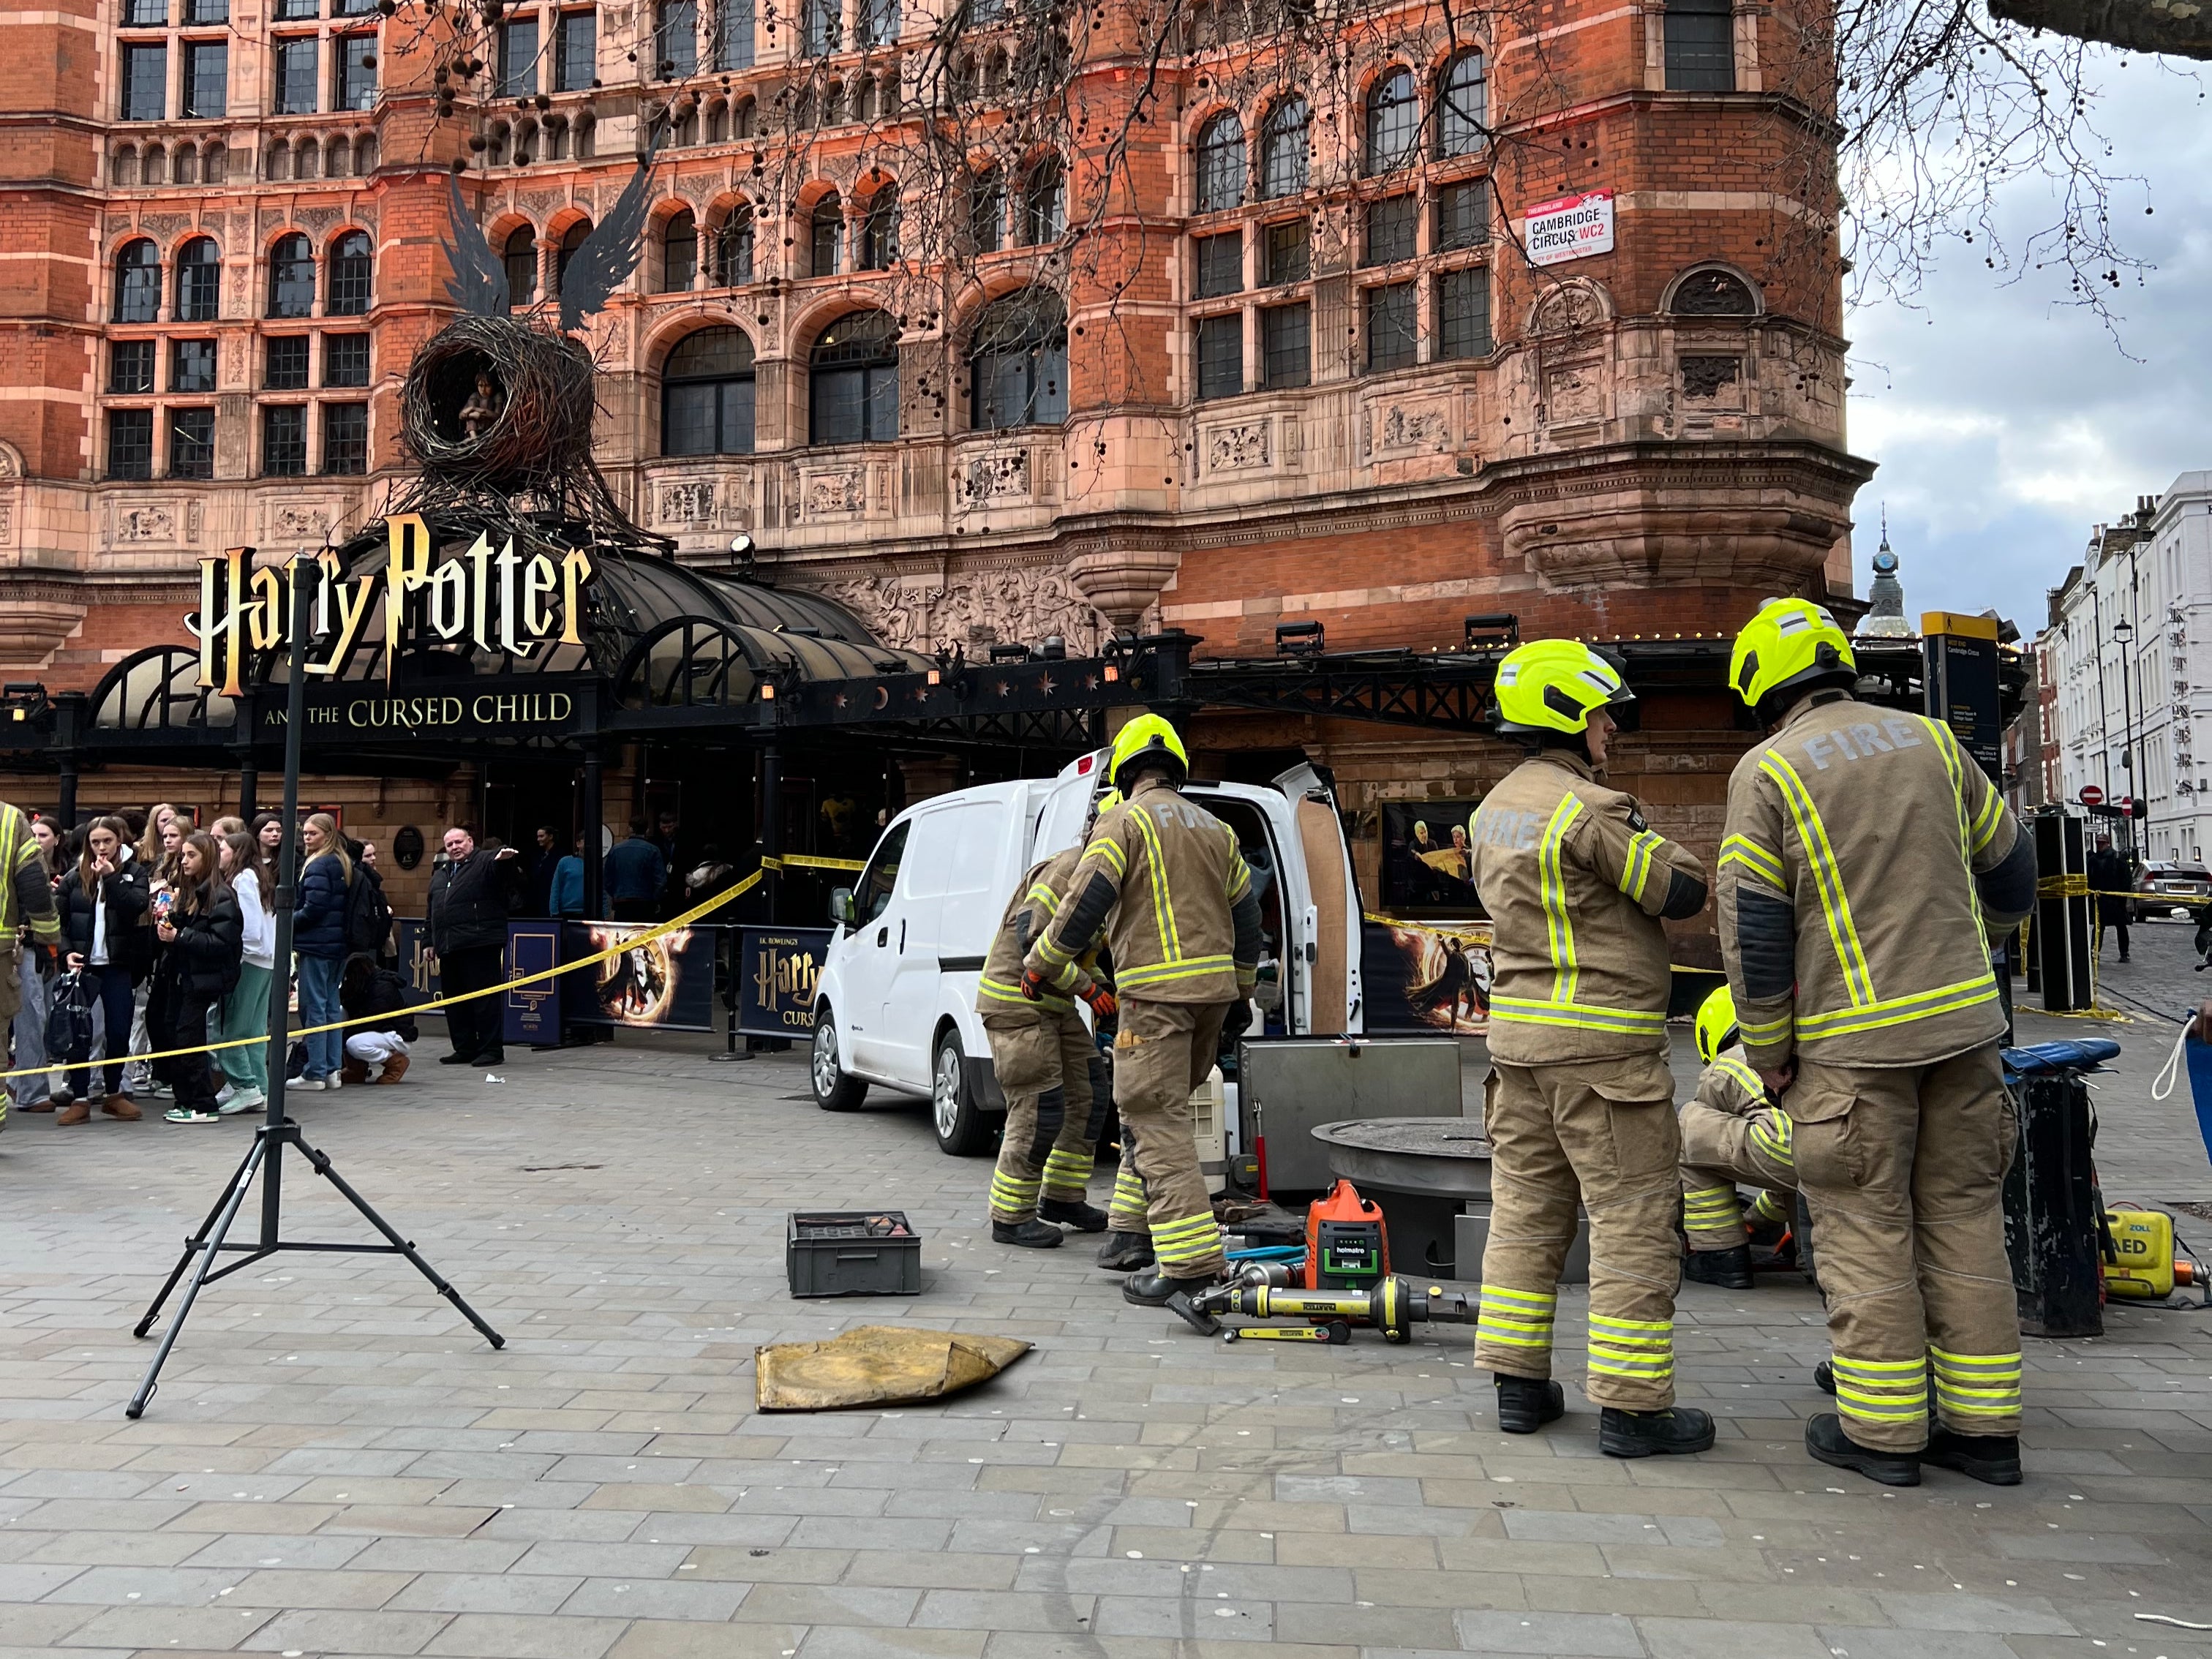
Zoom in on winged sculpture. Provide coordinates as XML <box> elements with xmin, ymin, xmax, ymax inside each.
<box><xmin>442</xmin><ymin>134</ymin><xmax>661</xmax><ymax>332</ymax></box>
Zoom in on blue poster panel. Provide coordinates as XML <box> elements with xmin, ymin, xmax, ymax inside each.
<box><xmin>739</xmin><ymin>928</ymin><xmax>832</xmax><ymax>1039</ymax></box>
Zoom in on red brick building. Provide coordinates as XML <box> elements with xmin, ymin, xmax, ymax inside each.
<box><xmin>0</xmin><ymin>0</ymin><xmax>1868</xmax><ymax>916</ymax></box>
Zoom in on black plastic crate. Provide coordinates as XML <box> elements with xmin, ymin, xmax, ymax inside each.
<box><xmin>787</xmin><ymin>1211</ymin><xmax>922</xmax><ymax>1298</ymax></box>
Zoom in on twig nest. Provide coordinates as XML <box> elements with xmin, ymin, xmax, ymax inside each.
<box><xmin>402</xmin><ymin>314</ymin><xmax>595</xmax><ymax>492</ymax></box>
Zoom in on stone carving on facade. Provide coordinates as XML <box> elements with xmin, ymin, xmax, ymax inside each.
<box><xmin>679</xmin><ymin>176</ymin><xmax>714</xmax><ymax>206</ymax></box>
<box><xmin>661</xmin><ymin>480</ymin><xmax>717</xmax><ymax>523</ymax></box>
<box><xmin>296</xmin><ymin>206</ymin><xmax>342</xmax><ymax>236</ymax></box>
<box><xmin>0</xmin><ymin>440</ymin><xmax>20</xmax><ymax>478</ymax></box>
<box><xmin>271</xmin><ymin>503</ymin><xmax>333</xmax><ymax>541</ymax></box>
<box><xmin>1374</xmin><ymin>401</ymin><xmax>1451</xmax><ymax>454</ymax></box>
<box><xmin>953</xmin><ymin>448</ymin><xmax>1031</xmax><ymax>508</ymax></box>
<box><xmin>1679</xmin><ymin>355</ymin><xmax>1743</xmax><ymax>401</ymax></box>
<box><xmin>139</xmin><ymin>212</ymin><xmax>190</xmax><ymax>239</ymax></box>
<box><xmin>1529</xmin><ymin>278</ymin><xmax>1611</xmax><ymax>337</ymax></box>
<box><xmin>803</xmin><ymin>469</ymin><xmax>867</xmax><ymax>517</ymax></box>
<box><xmin>821</xmin><ymin>566</ymin><xmax>1106</xmax><ymax>656</ymax></box>
<box><xmin>1205</xmin><ymin>421</ymin><xmax>1271</xmax><ymax>472</ymax></box>
<box><xmin>0</xmin><ymin>505</ymin><xmax>12</xmax><ymax>544</ymax></box>
<box><xmin>116</xmin><ymin>503</ymin><xmax>176</xmax><ymax>543</ymax></box>
<box><xmin>521</xmin><ymin>189</ymin><xmax>564</xmax><ymax>218</ymax></box>
<box><xmin>1543</xmin><ymin>363</ymin><xmax>1603</xmax><ymax>424</ymax></box>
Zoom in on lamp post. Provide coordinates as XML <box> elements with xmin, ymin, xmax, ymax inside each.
<box><xmin>2114</xmin><ymin>614</ymin><xmax>2140</xmax><ymax>858</ymax></box>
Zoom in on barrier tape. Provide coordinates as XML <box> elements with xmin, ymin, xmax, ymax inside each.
<box><xmin>0</xmin><ymin>865</ymin><xmax>770</xmax><ymax>1081</ymax></box>
<box><xmin>761</xmin><ymin>854</ymin><xmax>865</xmax><ymax>873</ymax></box>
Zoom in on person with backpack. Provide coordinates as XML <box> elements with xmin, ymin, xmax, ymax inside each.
<box><xmin>344</xmin><ymin>836</ymin><xmax>396</xmax><ymax>966</ymax></box>
<box><xmin>157</xmin><ymin>832</ymin><xmax>244</xmax><ymax>1125</ymax></box>
<box><xmin>51</xmin><ymin>816</ymin><xmax>151</xmax><ymax>1123</ymax></box>
<box><xmin>426</xmin><ymin>824</ymin><xmax>525</xmax><ymax>1068</ymax></box>
<box><xmin>214</xmin><ymin>830</ymin><xmax>276</xmax><ymax>1117</ymax></box>
<box><xmin>289</xmin><ymin>813</ymin><xmax>351</xmax><ymax>1092</ymax></box>
<box><xmin>339</xmin><ymin>952</ymin><xmax>418</xmax><ymax>1084</ymax></box>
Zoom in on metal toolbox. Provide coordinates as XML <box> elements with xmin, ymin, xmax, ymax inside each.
<box><xmin>786</xmin><ymin>1211</ymin><xmax>922</xmax><ymax>1298</ymax></box>
<box><xmin>1235</xmin><ymin>1035</ymin><xmax>1465</xmax><ymax>1194</ymax></box>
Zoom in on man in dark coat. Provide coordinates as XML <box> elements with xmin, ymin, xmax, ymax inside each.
<box><xmin>426</xmin><ymin>825</ymin><xmax>524</xmax><ymax>1066</ymax></box>
<box><xmin>2088</xmin><ymin>839</ymin><xmax>2134</xmax><ymax>965</ymax></box>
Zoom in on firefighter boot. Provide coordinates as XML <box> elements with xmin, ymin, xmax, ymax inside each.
<box><xmin>1096</xmin><ymin>1231</ymin><xmax>1154</xmax><ymax>1271</ymax></box>
<box><xmin>1684</xmin><ymin>1244</ymin><xmax>1755</xmax><ymax>1290</ymax></box>
<box><xmin>1039</xmin><ymin>1197</ymin><xmax>1109</xmax><ymax>1232</ymax></box>
<box><xmin>1924</xmin><ymin>1427</ymin><xmax>2023</xmax><ymax>1486</ymax></box>
<box><xmin>1814</xmin><ymin>1359</ymin><xmax>1836</xmax><ymax>1395</ymax></box>
<box><xmin>1806</xmin><ymin>1413</ymin><xmax>1921</xmax><ymax>1486</ymax></box>
<box><xmin>1495</xmin><ymin>1374</ymin><xmax>1565</xmax><ymax>1434</ymax></box>
<box><xmin>992</xmin><ymin>1220</ymin><xmax>1064</xmax><ymax>1249</ymax></box>
<box><xmin>1123</xmin><ymin>1265</ymin><xmax>1225</xmax><ymax>1307</ymax></box>
<box><xmin>1600</xmin><ymin>1406</ymin><xmax>1717</xmax><ymax>1459</ymax></box>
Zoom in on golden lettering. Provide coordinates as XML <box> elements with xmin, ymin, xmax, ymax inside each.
<box><xmin>247</xmin><ymin>565</ymin><xmax>283</xmax><ymax>652</ymax></box>
<box><xmin>560</xmin><ymin>549</ymin><xmax>594</xmax><ymax>647</ymax></box>
<box><xmin>467</xmin><ymin>534</ymin><xmax>495</xmax><ymax>657</ymax></box>
<box><xmin>383</xmin><ymin>514</ymin><xmax>433</xmax><ymax>685</ymax></box>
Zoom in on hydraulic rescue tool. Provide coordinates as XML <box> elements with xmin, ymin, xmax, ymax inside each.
<box><xmin>1175</xmin><ymin>1267</ymin><xmax>1483</xmax><ymax>1342</ymax></box>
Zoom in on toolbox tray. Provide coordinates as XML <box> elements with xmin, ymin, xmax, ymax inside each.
<box><xmin>786</xmin><ymin>1211</ymin><xmax>922</xmax><ymax>1298</ymax></box>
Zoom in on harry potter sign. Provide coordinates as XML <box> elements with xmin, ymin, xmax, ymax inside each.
<box><xmin>190</xmin><ymin>514</ymin><xmax>594</xmax><ymax>695</ymax></box>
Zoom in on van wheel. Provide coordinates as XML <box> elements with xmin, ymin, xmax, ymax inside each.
<box><xmin>810</xmin><ymin>1013</ymin><xmax>868</xmax><ymax>1113</ymax></box>
<box><xmin>933</xmin><ymin>1029</ymin><xmax>992</xmax><ymax>1156</ymax></box>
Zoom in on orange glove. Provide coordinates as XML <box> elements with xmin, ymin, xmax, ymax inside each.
<box><xmin>1083</xmin><ymin>983</ymin><xmax>1118</xmax><ymax>1020</ymax></box>
<box><xmin>1019</xmin><ymin>967</ymin><xmax>1049</xmax><ymax>1002</ymax></box>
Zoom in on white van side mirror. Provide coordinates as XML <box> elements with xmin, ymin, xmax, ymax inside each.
<box><xmin>830</xmin><ymin>888</ymin><xmax>857</xmax><ymax>927</ymax></box>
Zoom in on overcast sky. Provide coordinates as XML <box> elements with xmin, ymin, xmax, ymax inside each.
<box><xmin>1843</xmin><ymin>59</ymin><xmax>2211</xmax><ymax>641</ymax></box>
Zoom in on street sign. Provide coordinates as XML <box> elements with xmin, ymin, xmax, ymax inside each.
<box><xmin>1523</xmin><ymin>189</ymin><xmax>1616</xmax><ymax>266</ymax></box>
<box><xmin>2080</xmin><ymin>785</ymin><xmax>2104</xmax><ymax>807</ymax></box>
<box><xmin>2117</xmin><ymin>795</ymin><xmax>2135</xmax><ymax>815</ymax></box>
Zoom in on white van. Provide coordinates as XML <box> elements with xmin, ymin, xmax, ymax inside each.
<box><xmin>808</xmin><ymin>750</ymin><xmax>1366</xmax><ymax>1153</ymax></box>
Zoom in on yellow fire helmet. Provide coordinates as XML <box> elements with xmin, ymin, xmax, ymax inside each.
<box><xmin>1492</xmin><ymin>639</ymin><xmax>1637</xmax><ymax>737</ymax></box>
<box><xmin>1694</xmin><ymin>985</ymin><xmax>1741</xmax><ymax>1064</ymax></box>
<box><xmin>1107</xmin><ymin>712</ymin><xmax>1190</xmax><ymax>793</ymax></box>
<box><xmin>1729</xmin><ymin>597</ymin><xmax>1857</xmax><ymax>713</ymax></box>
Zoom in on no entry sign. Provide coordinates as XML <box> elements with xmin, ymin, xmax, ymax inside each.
<box><xmin>2079</xmin><ymin>784</ymin><xmax>2104</xmax><ymax>808</ymax></box>
<box><xmin>1524</xmin><ymin>189</ymin><xmax>1616</xmax><ymax>266</ymax></box>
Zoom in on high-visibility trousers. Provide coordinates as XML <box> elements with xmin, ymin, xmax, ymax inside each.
<box><xmin>1681</xmin><ymin>1097</ymin><xmax>1799</xmax><ymax>1252</ymax></box>
<box><xmin>1788</xmin><ymin>1041</ymin><xmax>2023</xmax><ymax>1452</ymax></box>
<box><xmin>982</xmin><ymin>1010</ymin><xmax>1103</xmax><ymax>1225</ymax></box>
<box><xmin>1477</xmin><ymin>1053</ymin><xmax>1684</xmax><ymax>1413</ymax></box>
<box><xmin>1104</xmin><ymin>998</ymin><xmax>1230</xmax><ymax>1278</ymax></box>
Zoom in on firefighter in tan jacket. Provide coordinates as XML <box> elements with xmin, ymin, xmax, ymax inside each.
<box><xmin>1021</xmin><ymin>715</ymin><xmax>1265</xmax><ymax>1312</ymax></box>
<box><xmin>975</xmin><ymin>793</ymin><xmax>1121</xmax><ymax>1249</ymax></box>
<box><xmin>1719</xmin><ymin>598</ymin><xmax>2036</xmax><ymax>1488</ymax></box>
<box><xmin>1468</xmin><ymin>641</ymin><xmax>1716</xmax><ymax>1459</ymax></box>
<box><xmin>1679</xmin><ymin>986</ymin><xmax>1799</xmax><ymax>1287</ymax></box>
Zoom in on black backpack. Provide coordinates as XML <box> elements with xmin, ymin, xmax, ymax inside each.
<box><xmin>345</xmin><ymin>868</ymin><xmax>394</xmax><ymax>956</ymax></box>
<box><xmin>45</xmin><ymin>969</ymin><xmax>94</xmax><ymax>1061</ymax></box>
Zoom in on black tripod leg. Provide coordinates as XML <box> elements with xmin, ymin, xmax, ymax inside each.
<box><xmin>297</xmin><ymin>1137</ymin><xmax>505</xmax><ymax>1350</ymax></box>
<box><xmin>127</xmin><ymin>1135</ymin><xmax>270</xmax><ymax>1419</ymax></box>
<box><xmin>133</xmin><ymin>1143</ymin><xmax>260</xmax><ymax>1340</ymax></box>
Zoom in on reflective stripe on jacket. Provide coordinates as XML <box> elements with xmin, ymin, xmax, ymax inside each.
<box><xmin>1026</xmin><ymin>778</ymin><xmax>1254</xmax><ymax>1006</ymax></box>
<box><xmin>1469</xmin><ymin>752</ymin><xmax>1706</xmax><ymax>1064</ymax></box>
<box><xmin>0</xmin><ymin>802</ymin><xmax>60</xmax><ymax>946</ymax></box>
<box><xmin>1717</xmin><ymin>695</ymin><xmax>2025</xmax><ymax>1069</ymax></box>
<box><xmin>977</xmin><ymin>846</ymin><xmax>1091</xmax><ymax>1020</ymax></box>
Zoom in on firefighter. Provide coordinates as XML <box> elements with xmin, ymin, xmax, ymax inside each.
<box><xmin>1</xmin><ymin>799</ymin><xmax>64</xmax><ymax>1135</ymax></box>
<box><xmin>1020</xmin><ymin>715</ymin><xmax>1265</xmax><ymax>1314</ymax></box>
<box><xmin>1719</xmin><ymin>598</ymin><xmax>2036</xmax><ymax>1487</ymax></box>
<box><xmin>1467</xmin><ymin>640</ymin><xmax>1716</xmax><ymax>1458</ymax></box>
<box><xmin>976</xmin><ymin>792</ymin><xmax>1122</xmax><ymax>1248</ymax></box>
<box><xmin>1678</xmin><ymin>985</ymin><xmax>1799</xmax><ymax>1290</ymax></box>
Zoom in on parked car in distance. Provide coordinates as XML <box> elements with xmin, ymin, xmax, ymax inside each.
<box><xmin>2133</xmin><ymin>860</ymin><xmax>2212</xmax><ymax>921</ymax></box>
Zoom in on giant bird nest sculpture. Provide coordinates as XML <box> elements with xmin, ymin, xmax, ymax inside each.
<box><xmin>389</xmin><ymin>151</ymin><xmax>671</xmax><ymax>557</ymax></box>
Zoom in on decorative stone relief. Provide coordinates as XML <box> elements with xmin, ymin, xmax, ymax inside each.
<box><xmin>661</xmin><ymin>480</ymin><xmax>717</xmax><ymax>523</ymax></box>
<box><xmin>954</xmin><ymin>449</ymin><xmax>1031</xmax><ymax>508</ymax></box>
<box><xmin>802</xmin><ymin>469</ymin><xmax>866</xmax><ymax>518</ymax></box>
<box><xmin>1543</xmin><ymin>362</ymin><xmax>1603</xmax><ymax>424</ymax></box>
<box><xmin>522</xmin><ymin>189</ymin><xmax>565</xmax><ymax>218</ymax></box>
<box><xmin>0</xmin><ymin>505</ymin><xmax>13</xmax><ymax>544</ymax></box>
<box><xmin>271</xmin><ymin>503</ymin><xmax>333</xmax><ymax>541</ymax></box>
<box><xmin>1680</xmin><ymin>356</ymin><xmax>1742</xmax><ymax>400</ymax></box>
<box><xmin>1373</xmin><ymin>400</ymin><xmax>1451</xmax><ymax>455</ymax></box>
<box><xmin>1205</xmin><ymin>421</ymin><xmax>1270</xmax><ymax>472</ymax></box>
<box><xmin>116</xmin><ymin>503</ymin><xmax>177</xmax><ymax>543</ymax></box>
<box><xmin>140</xmin><ymin>212</ymin><xmax>191</xmax><ymax>239</ymax></box>
<box><xmin>821</xmin><ymin>567</ymin><xmax>1106</xmax><ymax>656</ymax></box>
<box><xmin>296</xmin><ymin>206</ymin><xmax>342</xmax><ymax>236</ymax></box>
<box><xmin>679</xmin><ymin>176</ymin><xmax>714</xmax><ymax>206</ymax></box>
<box><xmin>1529</xmin><ymin>277</ymin><xmax>1610</xmax><ymax>336</ymax></box>
<box><xmin>223</xmin><ymin>336</ymin><xmax>248</xmax><ymax>387</ymax></box>
<box><xmin>0</xmin><ymin>440</ymin><xmax>20</xmax><ymax>478</ymax></box>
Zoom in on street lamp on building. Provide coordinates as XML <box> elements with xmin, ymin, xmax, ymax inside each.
<box><xmin>2113</xmin><ymin>614</ymin><xmax>2141</xmax><ymax>855</ymax></box>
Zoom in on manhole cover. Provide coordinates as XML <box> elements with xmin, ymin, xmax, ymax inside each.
<box><xmin>1312</xmin><ymin>1119</ymin><xmax>1492</xmax><ymax>1159</ymax></box>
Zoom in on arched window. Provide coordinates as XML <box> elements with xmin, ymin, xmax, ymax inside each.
<box><xmin>1195</xmin><ymin>111</ymin><xmax>1244</xmax><ymax>213</ymax></box>
<box><xmin>968</xmin><ymin>170</ymin><xmax>1004</xmax><ymax>254</ymax></box>
<box><xmin>557</xmin><ymin>219</ymin><xmax>592</xmax><ymax>290</ymax></box>
<box><xmin>1363</xmin><ymin>68</ymin><xmax>1418</xmax><ymax>176</ymax></box>
<box><xmin>1020</xmin><ymin>157</ymin><xmax>1064</xmax><ymax>244</ymax></box>
<box><xmin>661</xmin><ymin>208</ymin><xmax>697</xmax><ymax>291</ymax></box>
<box><xmin>266</xmin><ymin>232</ymin><xmax>313</xmax><ymax>318</ymax></box>
<box><xmin>810</xmin><ymin>192</ymin><xmax>843</xmax><ymax>277</ymax></box>
<box><xmin>1260</xmin><ymin>98</ymin><xmax>1309</xmax><ymax>199</ymax></box>
<box><xmin>173</xmin><ymin>236</ymin><xmax>221</xmax><ymax>323</ymax></box>
<box><xmin>1436</xmin><ymin>51</ymin><xmax>1486</xmax><ymax>156</ymax></box>
<box><xmin>503</xmin><ymin>227</ymin><xmax>538</xmax><ymax>306</ymax></box>
<box><xmin>859</xmin><ymin>187</ymin><xmax>899</xmax><ymax>270</ymax></box>
<box><xmin>715</xmin><ymin>208</ymin><xmax>754</xmax><ymax>285</ymax></box>
<box><xmin>113</xmin><ymin>238</ymin><xmax>160</xmax><ymax>323</ymax></box>
<box><xmin>733</xmin><ymin>96</ymin><xmax>756</xmax><ymax>137</ymax></box>
<box><xmin>112</xmin><ymin>146</ymin><xmax>139</xmax><ymax>187</ymax></box>
<box><xmin>1669</xmin><ymin>267</ymin><xmax>1758</xmax><ymax>314</ymax></box>
<box><xmin>810</xmin><ymin>309</ymin><xmax>898</xmax><ymax>445</ymax></box>
<box><xmin>662</xmin><ymin>327</ymin><xmax>756</xmax><ymax>455</ymax></box>
<box><xmin>970</xmin><ymin>289</ymin><xmax>1067</xmax><ymax>432</ymax></box>
<box><xmin>327</xmin><ymin>230</ymin><xmax>372</xmax><ymax>315</ymax></box>
<box><xmin>204</xmin><ymin>143</ymin><xmax>227</xmax><ymax>184</ymax></box>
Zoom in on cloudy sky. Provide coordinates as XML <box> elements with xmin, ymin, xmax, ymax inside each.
<box><xmin>1843</xmin><ymin>59</ymin><xmax>2212</xmax><ymax>639</ymax></box>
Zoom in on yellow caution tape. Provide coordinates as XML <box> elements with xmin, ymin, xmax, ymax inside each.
<box><xmin>762</xmin><ymin>854</ymin><xmax>866</xmax><ymax>873</ymax></box>
<box><xmin>1</xmin><ymin>866</ymin><xmax>769</xmax><ymax>1080</ymax></box>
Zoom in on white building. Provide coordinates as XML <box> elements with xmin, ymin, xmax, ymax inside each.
<box><xmin>2044</xmin><ymin>472</ymin><xmax>2212</xmax><ymax>863</ymax></box>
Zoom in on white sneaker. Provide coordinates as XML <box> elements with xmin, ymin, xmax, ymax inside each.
<box><xmin>285</xmin><ymin>1075</ymin><xmax>326</xmax><ymax>1092</ymax></box>
<box><xmin>215</xmin><ymin>1083</ymin><xmax>236</xmax><ymax>1105</ymax></box>
<box><xmin>217</xmin><ymin>1088</ymin><xmax>263</xmax><ymax>1116</ymax></box>
<box><xmin>326</xmin><ymin>1073</ymin><xmax>342</xmax><ymax>1091</ymax></box>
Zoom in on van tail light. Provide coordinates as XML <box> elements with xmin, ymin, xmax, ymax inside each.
<box><xmin>1076</xmin><ymin>754</ymin><xmax>1094</xmax><ymax>775</ymax></box>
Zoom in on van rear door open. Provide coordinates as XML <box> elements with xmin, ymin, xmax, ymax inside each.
<box><xmin>879</xmin><ymin>795</ymin><xmax>1009</xmax><ymax>1078</ymax></box>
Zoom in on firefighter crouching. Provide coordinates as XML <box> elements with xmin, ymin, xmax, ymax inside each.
<box><xmin>976</xmin><ymin>793</ymin><xmax>1122</xmax><ymax>1249</ymax></box>
<box><xmin>1719</xmin><ymin>598</ymin><xmax>2036</xmax><ymax>1487</ymax></box>
<box><xmin>1467</xmin><ymin>641</ymin><xmax>1716</xmax><ymax>1458</ymax></box>
<box><xmin>1679</xmin><ymin>986</ymin><xmax>1800</xmax><ymax>1291</ymax></box>
<box><xmin>1020</xmin><ymin>715</ymin><xmax>1265</xmax><ymax>1312</ymax></box>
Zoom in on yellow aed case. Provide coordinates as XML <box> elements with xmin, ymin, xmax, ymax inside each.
<box><xmin>2103</xmin><ymin>1210</ymin><xmax>2176</xmax><ymax>1298</ymax></box>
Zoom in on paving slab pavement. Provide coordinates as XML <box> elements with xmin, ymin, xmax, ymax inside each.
<box><xmin>0</xmin><ymin>1023</ymin><xmax>2209</xmax><ymax>1659</ymax></box>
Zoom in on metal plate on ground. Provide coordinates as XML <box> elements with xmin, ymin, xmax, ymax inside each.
<box><xmin>1312</xmin><ymin>1116</ymin><xmax>1494</xmax><ymax>1201</ymax></box>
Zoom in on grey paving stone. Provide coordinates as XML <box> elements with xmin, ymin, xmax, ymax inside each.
<box><xmin>1452</xmin><ymin>1610</ymin><xmax>1647</xmax><ymax>1656</ymax></box>
<box><xmin>558</xmin><ymin>1575</ymin><xmax>749</xmax><ymax>1620</ymax></box>
<box><xmin>420</xmin><ymin>1611</ymin><xmax>632</xmax><ymax>1658</ymax></box>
